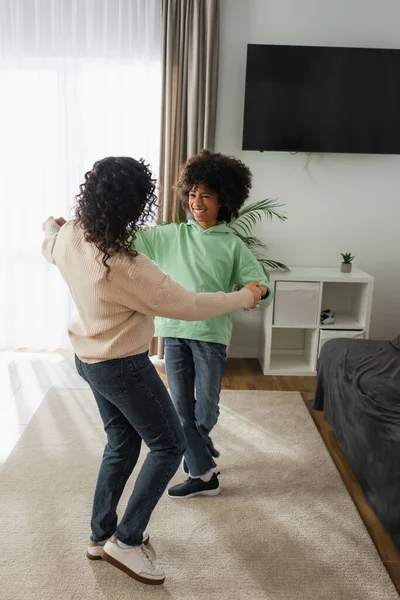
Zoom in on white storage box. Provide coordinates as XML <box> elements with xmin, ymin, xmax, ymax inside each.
<box><xmin>273</xmin><ymin>281</ymin><xmax>320</xmax><ymax>327</ymax></box>
<box><xmin>318</xmin><ymin>329</ymin><xmax>364</xmax><ymax>356</ymax></box>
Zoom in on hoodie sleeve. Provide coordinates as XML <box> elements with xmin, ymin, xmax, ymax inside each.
<box><xmin>133</xmin><ymin>227</ymin><xmax>158</xmax><ymax>261</ymax></box>
<box><xmin>231</xmin><ymin>240</ymin><xmax>274</xmax><ymax>307</ymax></box>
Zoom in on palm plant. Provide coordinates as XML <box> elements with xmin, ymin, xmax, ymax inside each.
<box><xmin>228</xmin><ymin>199</ymin><xmax>289</xmax><ymax>272</ymax></box>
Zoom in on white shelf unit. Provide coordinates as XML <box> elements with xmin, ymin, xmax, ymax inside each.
<box><xmin>260</xmin><ymin>267</ymin><xmax>374</xmax><ymax>376</ymax></box>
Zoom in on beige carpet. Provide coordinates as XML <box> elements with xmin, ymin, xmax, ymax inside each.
<box><xmin>0</xmin><ymin>389</ymin><xmax>397</xmax><ymax>600</ymax></box>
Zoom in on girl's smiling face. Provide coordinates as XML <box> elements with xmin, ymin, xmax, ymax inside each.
<box><xmin>189</xmin><ymin>184</ymin><xmax>221</xmax><ymax>229</ymax></box>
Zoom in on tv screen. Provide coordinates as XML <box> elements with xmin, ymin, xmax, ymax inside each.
<box><xmin>242</xmin><ymin>44</ymin><xmax>400</xmax><ymax>154</ymax></box>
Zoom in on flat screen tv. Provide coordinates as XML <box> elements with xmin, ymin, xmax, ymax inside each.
<box><xmin>242</xmin><ymin>44</ymin><xmax>400</xmax><ymax>154</ymax></box>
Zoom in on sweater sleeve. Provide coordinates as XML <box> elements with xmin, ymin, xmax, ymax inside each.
<box><xmin>41</xmin><ymin>220</ymin><xmax>61</xmax><ymax>265</ymax></box>
<box><xmin>128</xmin><ymin>254</ymin><xmax>254</xmax><ymax>320</ymax></box>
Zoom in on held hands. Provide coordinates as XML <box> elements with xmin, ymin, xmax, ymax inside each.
<box><xmin>244</xmin><ymin>280</ymin><xmax>268</xmax><ymax>309</ymax></box>
<box><xmin>42</xmin><ymin>216</ymin><xmax>67</xmax><ymax>230</ymax></box>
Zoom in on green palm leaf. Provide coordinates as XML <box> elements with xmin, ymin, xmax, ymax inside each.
<box><xmin>258</xmin><ymin>258</ymin><xmax>290</xmax><ymax>273</ymax></box>
<box><xmin>229</xmin><ymin>199</ymin><xmax>288</xmax><ymax>272</ymax></box>
<box><xmin>233</xmin><ymin>232</ymin><xmax>267</xmax><ymax>250</ymax></box>
<box><xmin>229</xmin><ymin>199</ymin><xmax>287</xmax><ymax>237</ymax></box>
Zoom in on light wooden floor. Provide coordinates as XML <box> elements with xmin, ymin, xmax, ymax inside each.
<box><xmin>1</xmin><ymin>352</ymin><xmax>399</xmax><ymax>594</ymax></box>
<box><xmin>154</xmin><ymin>357</ymin><xmax>317</xmax><ymax>393</ymax></box>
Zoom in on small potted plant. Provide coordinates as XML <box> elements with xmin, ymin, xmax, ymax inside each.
<box><xmin>340</xmin><ymin>252</ymin><xmax>354</xmax><ymax>273</ymax></box>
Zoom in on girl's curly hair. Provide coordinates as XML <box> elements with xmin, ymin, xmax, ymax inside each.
<box><xmin>175</xmin><ymin>150</ymin><xmax>252</xmax><ymax>222</ymax></box>
<box><xmin>75</xmin><ymin>156</ymin><xmax>157</xmax><ymax>273</ymax></box>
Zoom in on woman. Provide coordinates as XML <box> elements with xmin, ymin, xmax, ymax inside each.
<box><xmin>41</xmin><ymin>156</ymin><xmax>264</xmax><ymax>586</ymax></box>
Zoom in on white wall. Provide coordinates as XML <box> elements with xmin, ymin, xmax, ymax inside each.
<box><xmin>217</xmin><ymin>0</ymin><xmax>400</xmax><ymax>357</ymax></box>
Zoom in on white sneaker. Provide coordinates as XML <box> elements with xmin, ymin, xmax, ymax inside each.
<box><xmin>102</xmin><ymin>536</ymin><xmax>165</xmax><ymax>585</ymax></box>
<box><xmin>87</xmin><ymin>530</ymin><xmax>149</xmax><ymax>560</ymax></box>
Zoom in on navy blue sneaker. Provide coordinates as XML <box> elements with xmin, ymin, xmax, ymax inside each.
<box><xmin>168</xmin><ymin>473</ymin><xmax>220</xmax><ymax>499</ymax></box>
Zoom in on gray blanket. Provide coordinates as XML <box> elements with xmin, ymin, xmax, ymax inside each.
<box><xmin>312</xmin><ymin>336</ymin><xmax>400</xmax><ymax>549</ymax></box>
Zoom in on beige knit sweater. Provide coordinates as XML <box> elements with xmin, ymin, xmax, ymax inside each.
<box><xmin>42</xmin><ymin>220</ymin><xmax>254</xmax><ymax>363</ymax></box>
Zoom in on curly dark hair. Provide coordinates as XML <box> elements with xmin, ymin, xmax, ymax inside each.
<box><xmin>75</xmin><ymin>156</ymin><xmax>157</xmax><ymax>273</ymax></box>
<box><xmin>175</xmin><ymin>150</ymin><xmax>252</xmax><ymax>222</ymax></box>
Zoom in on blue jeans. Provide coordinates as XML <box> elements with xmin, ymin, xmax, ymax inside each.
<box><xmin>164</xmin><ymin>338</ymin><xmax>226</xmax><ymax>478</ymax></box>
<box><xmin>75</xmin><ymin>352</ymin><xmax>186</xmax><ymax>546</ymax></box>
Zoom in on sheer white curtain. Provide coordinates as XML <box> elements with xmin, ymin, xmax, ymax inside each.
<box><xmin>0</xmin><ymin>0</ymin><xmax>162</xmax><ymax>351</ymax></box>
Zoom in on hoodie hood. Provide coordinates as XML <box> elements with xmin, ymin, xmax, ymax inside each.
<box><xmin>186</xmin><ymin>219</ymin><xmax>231</xmax><ymax>235</ymax></box>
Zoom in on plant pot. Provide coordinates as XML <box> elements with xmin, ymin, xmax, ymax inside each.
<box><xmin>341</xmin><ymin>262</ymin><xmax>352</xmax><ymax>273</ymax></box>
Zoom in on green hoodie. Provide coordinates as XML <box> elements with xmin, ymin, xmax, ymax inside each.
<box><xmin>134</xmin><ymin>220</ymin><xmax>274</xmax><ymax>346</ymax></box>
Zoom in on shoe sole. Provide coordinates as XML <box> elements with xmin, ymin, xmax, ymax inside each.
<box><xmin>168</xmin><ymin>487</ymin><xmax>220</xmax><ymax>499</ymax></box>
<box><xmin>86</xmin><ymin>551</ymin><xmax>103</xmax><ymax>561</ymax></box>
<box><xmin>101</xmin><ymin>550</ymin><xmax>165</xmax><ymax>586</ymax></box>
<box><xmin>87</xmin><ymin>535</ymin><xmax>150</xmax><ymax>561</ymax></box>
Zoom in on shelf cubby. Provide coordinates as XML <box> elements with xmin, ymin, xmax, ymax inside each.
<box><xmin>260</xmin><ymin>268</ymin><xmax>374</xmax><ymax>376</ymax></box>
<box><xmin>269</xmin><ymin>328</ymin><xmax>318</xmax><ymax>375</ymax></box>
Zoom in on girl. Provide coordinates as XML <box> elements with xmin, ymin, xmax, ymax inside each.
<box><xmin>134</xmin><ymin>150</ymin><xmax>273</xmax><ymax>499</ymax></box>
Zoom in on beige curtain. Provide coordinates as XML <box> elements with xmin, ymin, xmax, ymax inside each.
<box><xmin>153</xmin><ymin>0</ymin><xmax>220</xmax><ymax>358</ymax></box>
<box><xmin>159</xmin><ymin>0</ymin><xmax>220</xmax><ymax>223</ymax></box>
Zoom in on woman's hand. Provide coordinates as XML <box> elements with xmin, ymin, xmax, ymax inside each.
<box><xmin>245</xmin><ymin>280</ymin><xmax>265</xmax><ymax>309</ymax></box>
